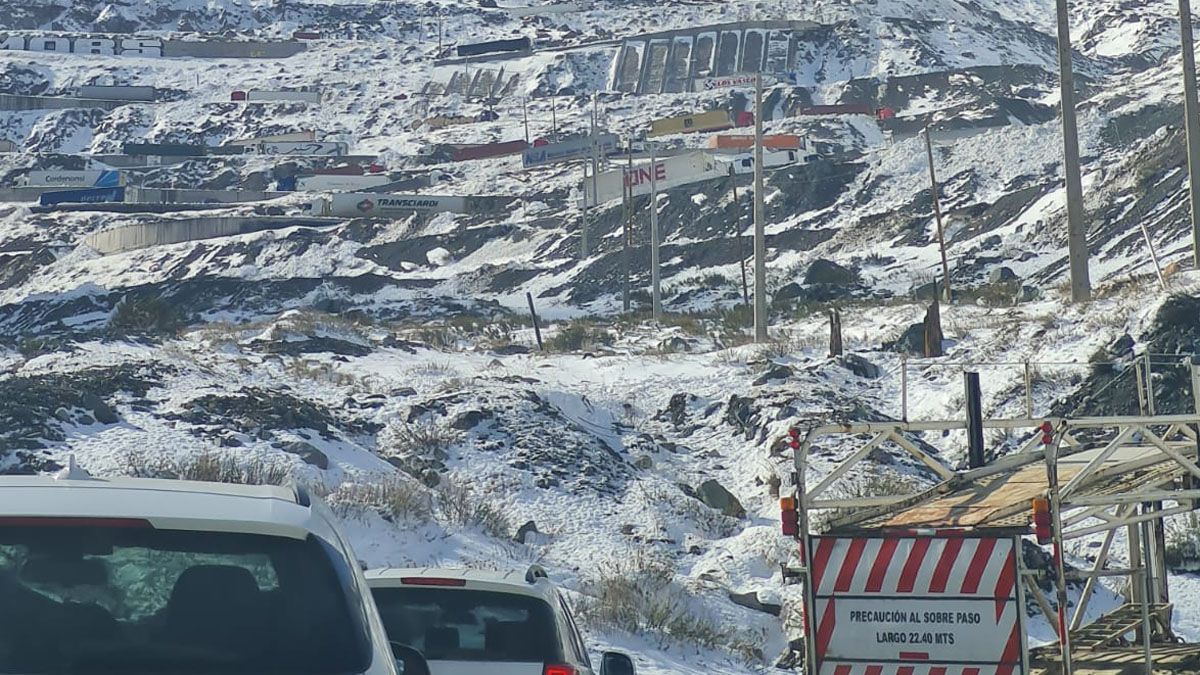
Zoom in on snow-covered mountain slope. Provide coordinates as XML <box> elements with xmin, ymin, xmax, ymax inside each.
<box><xmin>4</xmin><ymin>0</ymin><xmax>1200</xmax><ymax>672</ymax></box>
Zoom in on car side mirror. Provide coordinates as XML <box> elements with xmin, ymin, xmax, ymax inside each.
<box><xmin>600</xmin><ymin>651</ymin><xmax>636</xmax><ymax>675</ymax></box>
<box><xmin>390</xmin><ymin>642</ymin><xmax>431</xmax><ymax>675</ymax></box>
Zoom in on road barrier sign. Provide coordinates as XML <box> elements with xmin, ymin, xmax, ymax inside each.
<box><xmin>808</xmin><ymin>535</ymin><xmax>1025</xmax><ymax>675</ymax></box>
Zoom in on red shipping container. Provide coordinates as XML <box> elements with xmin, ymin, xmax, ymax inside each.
<box><xmin>449</xmin><ymin>140</ymin><xmax>528</xmax><ymax>162</ymax></box>
<box><xmin>735</xmin><ymin>111</ymin><xmax>754</xmax><ymax>127</ymax></box>
<box><xmin>231</xmin><ymin>91</ymin><xmax>247</xmax><ymax>101</ymax></box>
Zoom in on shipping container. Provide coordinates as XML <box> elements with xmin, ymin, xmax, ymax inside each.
<box><xmin>692</xmin><ymin>74</ymin><xmax>758</xmax><ymax>92</ymax></box>
<box><xmin>122</xmin><ymin>142</ymin><xmax>206</xmax><ymax>157</ymax></box>
<box><xmin>522</xmin><ymin>133</ymin><xmax>619</xmax><ymax>168</ymax></box>
<box><xmin>708</xmin><ymin>134</ymin><xmax>804</xmax><ymax>152</ymax></box>
<box><xmin>735</xmin><ymin>111</ymin><xmax>754</xmax><ymax>127</ymax></box>
<box><xmin>799</xmin><ymin>104</ymin><xmax>875</xmax><ymax>116</ymax></box>
<box><xmin>23</xmin><ymin>170</ymin><xmax>123</xmax><ymax>188</ymax></box>
<box><xmin>207</xmin><ymin>145</ymin><xmax>251</xmax><ymax>156</ymax></box>
<box><xmin>242</xmin><ymin>90</ymin><xmax>322</xmax><ymax>103</ymax></box>
<box><xmin>231</xmin><ymin>91</ymin><xmax>248</xmax><ymax>101</ymax></box>
<box><xmin>0</xmin><ymin>139</ymin><xmax>18</xmax><ymax>153</ymax></box>
<box><xmin>448</xmin><ymin>140</ymin><xmax>528</xmax><ymax>162</ymax></box>
<box><xmin>297</xmin><ymin>174</ymin><xmax>392</xmax><ymax>192</ymax></box>
<box><xmin>227</xmin><ymin>131</ymin><xmax>317</xmax><ymax>146</ymax></box>
<box><xmin>78</xmin><ymin>85</ymin><xmax>156</xmax><ymax>101</ymax></box>
<box><xmin>258</xmin><ymin>141</ymin><xmax>348</xmax><ymax>156</ymax></box>
<box><xmin>455</xmin><ymin>37</ymin><xmax>532</xmax><ymax>58</ymax></box>
<box><xmin>648</xmin><ymin>110</ymin><xmax>733</xmax><ymax>138</ymax></box>
<box><xmin>39</xmin><ymin>186</ymin><xmax>126</xmax><ymax>207</ymax></box>
<box><xmin>585</xmin><ymin>152</ymin><xmax>725</xmax><ymax>204</ymax></box>
<box><xmin>321</xmin><ymin>193</ymin><xmax>469</xmax><ymax>217</ymax></box>
<box><xmin>293</xmin><ymin>31</ymin><xmax>321</xmax><ymax>40</ymax></box>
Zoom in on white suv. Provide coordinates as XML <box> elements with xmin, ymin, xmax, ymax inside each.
<box><xmin>366</xmin><ymin>566</ymin><xmax>636</xmax><ymax>675</ymax></box>
<box><xmin>0</xmin><ymin>462</ymin><xmax>404</xmax><ymax>675</ymax></box>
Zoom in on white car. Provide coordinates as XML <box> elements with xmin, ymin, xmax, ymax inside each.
<box><xmin>366</xmin><ymin>566</ymin><xmax>636</xmax><ymax>675</ymax></box>
<box><xmin>0</xmin><ymin>461</ymin><xmax>407</xmax><ymax>675</ymax></box>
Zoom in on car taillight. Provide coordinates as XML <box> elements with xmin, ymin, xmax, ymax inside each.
<box><xmin>399</xmin><ymin>577</ymin><xmax>467</xmax><ymax>587</ymax></box>
<box><xmin>544</xmin><ymin>665</ymin><xmax>577</xmax><ymax>675</ymax></box>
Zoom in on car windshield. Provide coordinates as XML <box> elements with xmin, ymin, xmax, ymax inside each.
<box><xmin>372</xmin><ymin>587</ymin><xmax>562</xmax><ymax>663</ymax></box>
<box><xmin>0</xmin><ymin>523</ymin><xmax>371</xmax><ymax>675</ymax></box>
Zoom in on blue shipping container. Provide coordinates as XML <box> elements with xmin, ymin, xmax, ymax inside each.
<box><xmin>94</xmin><ymin>170</ymin><xmax>121</xmax><ymax>188</ymax></box>
<box><xmin>39</xmin><ymin>186</ymin><xmax>126</xmax><ymax>207</ymax></box>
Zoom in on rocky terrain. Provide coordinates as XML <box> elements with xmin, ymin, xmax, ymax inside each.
<box><xmin>4</xmin><ymin>0</ymin><xmax>1200</xmax><ymax>672</ymax></box>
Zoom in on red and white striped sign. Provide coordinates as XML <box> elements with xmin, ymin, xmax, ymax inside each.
<box><xmin>809</xmin><ymin>536</ymin><xmax>1024</xmax><ymax>675</ymax></box>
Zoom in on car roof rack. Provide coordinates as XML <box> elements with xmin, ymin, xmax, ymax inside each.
<box><xmin>525</xmin><ymin>564</ymin><xmax>549</xmax><ymax>584</ymax></box>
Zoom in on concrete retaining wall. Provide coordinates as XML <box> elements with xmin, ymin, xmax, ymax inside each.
<box><xmin>610</xmin><ymin>20</ymin><xmax>820</xmax><ymax>94</ymax></box>
<box><xmin>84</xmin><ymin>216</ymin><xmax>341</xmax><ymax>255</ymax></box>
<box><xmin>0</xmin><ymin>94</ymin><xmax>134</xmax><ymax>112</ymax></box>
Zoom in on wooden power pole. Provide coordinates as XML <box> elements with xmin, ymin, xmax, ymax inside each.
<box><xmin>1179</xmin><ymin>0</ymin><xmax>1200</xmax><ymax>268</ymax></box>
<box><xmin>753</xmin><ymin>73</ymin><xmax>768</xmax><ymax>341</ymax></box>
<box><xmin>925</xmin><ymin>126</ymin><xmax>952</xmax><ymax>302</ymax></box>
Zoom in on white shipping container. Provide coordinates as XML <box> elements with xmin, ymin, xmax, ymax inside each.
<box><xmin>297</xmin><ymin>174</ymin><xmax>391</xmax><ymax>192</ymax></box>
<box><xmin>259</xmin><ymin>141</ymin><xmax>348</xmax><ymax>156</ymax></box>
<box><xmin>245</xmin><ymin>90</ymin><xmax>322</xmax><ymax>103</ymax></box>
<box><xmin>323</xmin><ymin>193</ymin><xmax>468</xmax><ymax>217</ymax></box>
<box><xmin>22</xmin><ymin>170</ymin><xmax>123</xmax><ymax>188</ymax></box>
<box><xmin>584</xmin><ymin>152</ymin><xmax>725</xmax><ymax>204</ymax></box>
<box><xmin>691</xmin><ymin>74</ymin><xmax>758</xmax><ymax>92</ymax></box>
<box><xmin>0</xmin><ymin>140</ymin><xmax>15</xmax><ymax>153</ymax></box>
<box><xmin>78</xmin><ymin>85</ymin><xmax>156</xmax><ymax>101</ymax></box>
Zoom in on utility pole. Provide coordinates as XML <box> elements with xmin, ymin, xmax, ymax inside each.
<box><xmin>581</xmin><ymin>162</ymin><xmax>590</xmax><ymax>259</ymax></box>
<box><xmin>521</xmin><ymin>96</ymin><xmax>530</xmax><ymax>144</ymax></box>
<box><xmin>1179</xmin><ymin>0</ymin><xmax>1200</xmax><ymax>267</ymax></box>
<box><xmin>551</xmin><ymin>97</ymin><xmax>558</xmax><ymax>137</ymax></box>
<box><xmin>924</xmin><ymin>126</ymin><xmax>952</xmax><ymax>302</ymax></box>
<box><xmin>650</xmin><ymin>143</ymin><xmax>663</xmax><ymax>321</ymax></box>
<box><xmin>590</xmin><ymin>93</ymin><xmax>602</xmax><ymax>255</ymax></box>
<box><xmin>1055</xmin><ymin>0</ymin><xmax>1092</xmax><ymax>302</ymax></box>
<box><xmin>623</xmin><ymin>137</ymin><xmax>633</xmax><ymax>312</ymax></box>
<box><xmin>753</xmin><ymin>73</ymin><xmax>768</xmax><ymax>342</ymax></box>
<box><xmin>729</xmin><ymin>165</ymin><xmax>750</xmax><ymax>306</ymax></box>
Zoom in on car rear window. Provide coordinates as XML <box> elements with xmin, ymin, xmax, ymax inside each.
<box><xmin>372</xmin><ymin>587</ymin><xmax>563</xmax><ymax>663</ymax></box>
<box><xmin>0</xmin><ymin>522</ymin><xmax>372</xmax><ymax>675</ymax></box>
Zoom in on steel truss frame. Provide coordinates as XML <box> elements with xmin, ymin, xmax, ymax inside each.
<box><xmin>790</xmin><ymin>414</ymin><xmax>1200</xmax><ymax>675</ymax></box>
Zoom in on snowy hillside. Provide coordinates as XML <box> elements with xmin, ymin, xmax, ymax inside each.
<box><xmin>4</xmin><ymin>0</ymin><xmax>1200</xmax><ymax>672</ymax></box>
